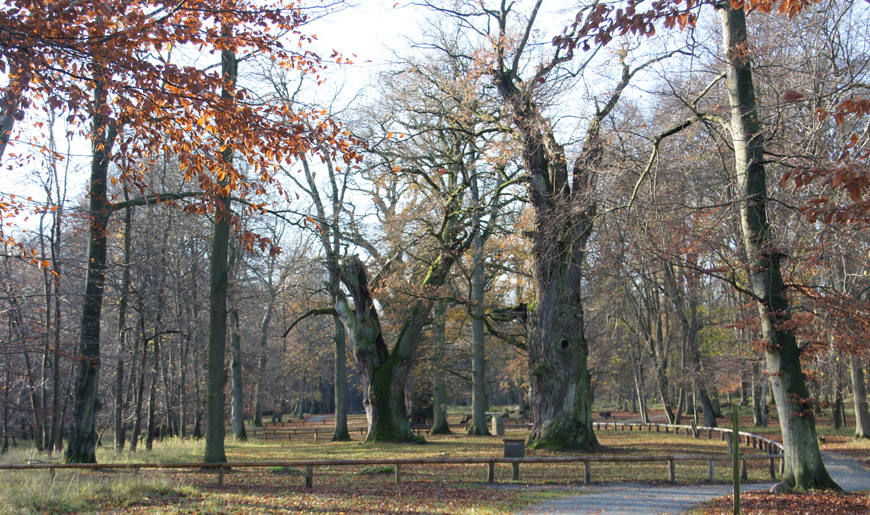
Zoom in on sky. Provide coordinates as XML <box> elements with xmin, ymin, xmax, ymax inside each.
<box><xmin>0</xmin><ymin>1</ymin><xmax>429</xmax><ymax>233</ymax></box>
<box><xmin>0</xmin><ymin>0</ymin><xmax>654</xmax><ymax>238</ymax></box>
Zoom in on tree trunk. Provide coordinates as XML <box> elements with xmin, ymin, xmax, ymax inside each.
<box><xmin>130</xmin><ymin>314</ymin><xmax>146</xmax><ymax>452</ymax></box>
<box><xmin>203</xmin><ymin>40</ymin><xmax>236</xmax><ymax>465</ymax></box>
<box><xmin>65</xmin><ymin>66</ymin><xmax>117</xmax><ymax>463</ymax></box>
<box><xmin>229</xmin><ymin>291</ymin><xmax>246</xmax><ymax>441</ymax></box>
<box><xmin>145</xmin><ymin>335</ymin><xmax>158</xmax><ymax>451</ymax></box>
<box><xmin>719</xmin><ymin>3</ymin><xmax>837</xmax><ymax>490</ymax></box>
<box><xmin>752</xmin><ymin>363</ymin><xmax>766</xmax><ymax>427</ymax></box>
<box><xmin>331</xmin><ymin>309</ymin><xmax>350</xmax><ymax>441</ymax></box>
<box><xmin>114</xmin><ymin>200</ymin><xmax>132</xmax><ymax>451</ymax></box>
<box><xmin>851</xmin><ymin>358</ymin><xmax>870</xmax><ymax>438</ymax></box>
<box><xmin>430</xmin><ymin>302</ymin><xmax>451</xmax><ymax>434</ymax></box>
<box><xmin>526</xmin><ymin>220</ymin><xmax>596</xmax><ymax>450</ymax></box>
<box><xmin>334</xmin><ymin>257</ymin><xmax>417</xmax><ymax>442</ymax></box>
<box><xmin>252</xmin><ymin>302</ymin><xmax>272</xmax><ymax>428</ymax></box>
<box><xmin>2</xmin><ymin>340</ymin><xmax>9</xmax><ymax>453</ymax></box>
<box><xmin>469</xmin><ymin>174</ymin><xmax>489</xmax><ymax>436</ymax></box>
<box><xmin>633</xmin><ymin>370</ymin><xmax>649</xmax><ymax>424</ymax></box>
<box><xmin>699</xmin><ymin>389</ymin><xmax>717</xmax><ymax>427</ymax></box>
<box><xmin>491</xmin><ymin>37</ymin><xmax>640</xmax><ymax>450</ymax></box>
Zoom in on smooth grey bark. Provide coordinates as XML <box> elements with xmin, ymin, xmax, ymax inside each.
<box><xmin>251</xmin><ymin>301</ymin><xmax>273</xmax><ymax>427</ymax></box>
<box><xmin>752</xmin><ymin>362</ymin><xmax>767</xmax><ymax>427</ymax></box>
<box><xmin>469</xmin><ymin>173</ymin><xmax>489</xmax><ymax>436</ymax></box>
<box><xmin>203</xmin><ymin>42</ymin><xmax>236</xmax><ymax>464</ymax></box>
<box><xmin>850</xmin><ymin>358</ymin><xmax>869</xmax><ymax>438</ymax></box>
<box><xmin>65</xmin><ymin>66</ymin><xmax>117</xmax><ymax>463</ymax></box>
<box><xmin>718</xmin><ymin>2</ymin><xmax>837</xmax><ymax>490</ymax></box>
<box><xmin>430</xmin><ymin>302</ymin><xmax>451</xmax><ymax>434</ymax></box>
<box><xmin>330</xmin><ymin>307</ymin><xmax>350</xmax><ymax>441</ymax></box>
<box><xmin>633</xmin><ymin>370</ymin><xmax>649</xmax><ymax>424</ymax></box>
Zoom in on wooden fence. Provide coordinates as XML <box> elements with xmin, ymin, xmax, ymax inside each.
<box><xmin>591</xmin><ymin>421</ymin><xmax>784</xmax><ymax>454</ymax></box>
<box><xmin>0</xmin><ymin>452</ymin><xmax>782</xmax><ymax>489</ymax></box>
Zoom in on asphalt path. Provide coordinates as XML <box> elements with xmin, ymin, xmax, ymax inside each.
<box><xmin>517</xmin><ymin>451</ymin><xmax>870</xmax><ymax>514</ymax></box>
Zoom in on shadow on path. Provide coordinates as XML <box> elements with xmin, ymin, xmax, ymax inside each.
<box><xmin>517</xmin><ymin>451</ymin><xmax>868</xmax><ymax>514</ymax></box>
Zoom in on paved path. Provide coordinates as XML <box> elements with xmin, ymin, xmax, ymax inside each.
<box><xmin>518</xmin><ymin>451</ymin><xmax>870</xmax><ymax>514</ymax></box>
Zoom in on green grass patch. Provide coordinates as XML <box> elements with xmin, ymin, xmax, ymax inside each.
<box><xmin>0</xmin><ymin>423</ymin><xmax>805</xmax><ymax>513</ymax></box>
<box><xmin>0</xmin><ymin>469</ymin><xmax>195</xmax><ymax>514</ymax></box>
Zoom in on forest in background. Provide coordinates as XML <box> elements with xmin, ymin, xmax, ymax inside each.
<box><xmin>0</xmin><ymin>0</ymin><xmax>867</xmax><ymax>492</ymax></box>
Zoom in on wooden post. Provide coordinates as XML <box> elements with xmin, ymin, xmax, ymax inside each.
<box><xmin>218</xmin><ymin>464</ymin><xmax>224</xmax><ymax>487</ymax></box>
<box><xmin>395</xmin><ymin>464</ymin><xmax>401</xmax><ymax>483</ymax></box>
<box><xmin>708</xmin><ymin>459</ymin><xmax>715</xmax><ymax>483</ymax></box>
<box><xmin>668</xmin><ymin>458</ymin><xmax>675</xmax><ymax>483</ymax></box>
<box><xmin>732</xmin><ymin>406</ymin><xmax>740</xmax><ymax>515</ymax></box>
<box><xmin>487</xmin><ymin>462</ymin><xmax>495</xmax><ymax>484</ymax></box>
<box><xmin>512</xmin><ymin>462</ymin><xmax>519</xmax><ymax>481</ymax></box>
<box><xmin>584</xmin><ymin>460</ymin><xmax>591</xmax><ymax>485</ymax></box>
<box><xmin>741</xmin><ymin>459</ymin><xmax>748</xmax><ymax>481</ymax></box>
<box><xmin>49</xmin><ymin>466</ymin><xmax>55</xmax><ymax>484</ymax></box>
<box><xmin>305</xmin><ymin>465</ymin><xmax>313</xmax><ymax>488</ymax></box>
<box><xmin>769</xmin><ymin>457</ymin><xmax>775</xmax><ymax>480</ymax></box>
<box><xmin>313</xmin><ymin>431</ymin><xmax>318</xmax><ymax>442</ymax></box>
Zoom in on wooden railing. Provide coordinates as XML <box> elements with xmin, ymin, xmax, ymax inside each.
<box><xmin>0</xmin><ymin>452</ymin><xmax>782</xmax><ymax>488</ymax></box>
<box><xmin>591</xmin><ymin>421</ymin><xmax>784</xmax><ymax>454</ymax></box>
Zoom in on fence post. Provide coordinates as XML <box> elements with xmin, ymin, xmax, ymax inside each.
<box><xmin>395</xmin><ymin>464</ymin><xmax>401</xmax><ymax>483</ymax></box>
<box><xmin>741</xmin><ymin>458</ymin><xmax>748</xmax><ymax>481</ymax></box>
<box><xmin>487</xmin><ymin>462</ymin><xmax>495</xmax><ymax>484</ymax></box>
<box><xmin>305</xmin><ymin>465</ymin><xmax>313</xmax><ymax>488</ymax></box>
<box><xmin>708</xmin><ymin>459</ymin><xmax>715</xmax><ymax>483</ymax></box>
<box><xmin>668</xmin><ymin>458</ymin><xmax>675</xmax><ymax>483</ymax></box>
<box><xmin>49</xmin><ymin>466</ymin><xmax>55</xmax><ymax>484</ymax></box>
<box><xmin>512</xmin><ymin>462</ymin><xmax>519</xmax><ymax>481</ymax></box>
<box><xmin>769</xmin><ymin>457</ymin><xmax>775</xmax><ymax>480</ymax></box>
<box><xmin>584</xmin><ymin>460</ymin><xmax>591</xmax><ymax>485</ymax></box>
<box><xmin>218</xmin><ymin>464</ymin><xmax>224</xmax><ymax>487</ymax></box>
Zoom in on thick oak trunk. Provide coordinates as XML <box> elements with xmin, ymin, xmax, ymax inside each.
<box><xmin>526</xmin><ymin>203</ymin><xmax>596</xmax><ymax>450</ymax></box>
<box><xmin>719</xmin><ymin>3</ymin><xmax>837</xmax><ymax>490</ymax></box>
<box><xmin>335</xmin><ymin>257</ymin><xmax>418</xmax><ymax>443</ymax></box>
